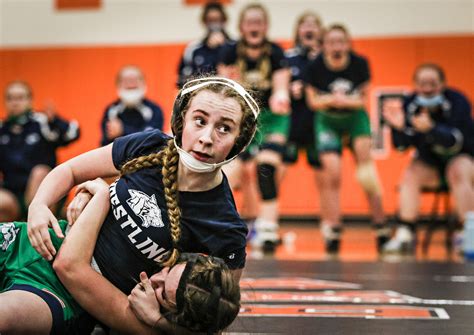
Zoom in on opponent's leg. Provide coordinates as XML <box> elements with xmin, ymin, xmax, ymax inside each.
<box><xmin>0</xmin><ymin>290</ymin><xmax>52</xmax><ymax>334</ymax></box>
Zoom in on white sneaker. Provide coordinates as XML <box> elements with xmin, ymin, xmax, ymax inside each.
<box><xmin>249</xmin><ymin>219</ymin><xmax>280</xmax><ymax>249</ymax></box>
<box><xmin>383</xmin><ymin>226</ymin><xmax>415</xmax><ymax>254</ymax></box>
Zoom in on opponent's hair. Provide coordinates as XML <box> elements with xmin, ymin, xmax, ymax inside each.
<box><xmin>5</xmin><ymin>80</ymin><xmax>33</xmax><ymax>99</ymax></box>
<box><xmin>201</xmin><ymin>1</ymin><xmax>227</xmax><ymax>24</ymax></box>
<box><xmin>238</xmin><ymin>2</ymin><xmax>268</xmax><ymax>27</ymax></box>
<box><xmin>120</xmin><ymin>78</ymin><xmax>256</xmax><ymax>267</ymax></box>
<box><xmin>293</xmin><ymin>11</ymin><xmax>323</xmax><ymax>46</ymax></box>
<box><xmin>162</xmin><ymin>253</ymin><xmax>240</xmax><ymax>333</ymax></box>
<box><xmin>413</xmin><ymin>63</ymin><xmax>446</xmax><ymax>84</ymax></box>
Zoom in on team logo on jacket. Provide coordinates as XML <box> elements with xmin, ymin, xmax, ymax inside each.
<box><xmin>126</xmin><ymin>189</ymin><xmax>164</xmax><ymax>228</ymax></box>
<box><xmin>1</xmin><ymin>223</ymin><xmax>19</xmax><ymax>251</ymax></box>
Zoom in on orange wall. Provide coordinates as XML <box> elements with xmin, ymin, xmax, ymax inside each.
<box><xmin>1</xmin><ymin>34</ymin><xmax>472</xmax><ymax>216</ymax></box>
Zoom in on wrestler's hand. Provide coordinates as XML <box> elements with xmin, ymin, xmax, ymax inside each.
<box><xmin>27</xmin><ymin>203</ymin><xmax>63</xmax><ymax>261</ymax></box>
<box><xmin>75</xmin><ymin>178</ymin><xmax>109</xmax><ymax>196</ymax></box>
<box><xmin>129</xmin><ymin>272</ymin><xmax>163</xmax><ymax>328</ymax></box>
<box><xmin>66</xmin><ymin>189</ymin><xmax>92</xmax><ymax>226</ymax></box>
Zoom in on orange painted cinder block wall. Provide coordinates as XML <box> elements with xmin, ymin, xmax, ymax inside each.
<box><xmin>0</xmin><ymin>34</ymin><xmax>472</xmax><ymax>216</ymax></box>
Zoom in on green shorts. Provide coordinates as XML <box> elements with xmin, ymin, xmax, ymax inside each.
<box><xmin>0</xmin><ymin>220</ymin><xmax>90</xmax><ymax>332</ymax></box>
<box><xmin>315</xmin><ymin>109</ymin><xmax>371</xmax><ymax>154</ymax></box>
<box><xmin>242</xmin><ymin>108</ymin><xmax>290</xmax><ymax>160</ymax></box>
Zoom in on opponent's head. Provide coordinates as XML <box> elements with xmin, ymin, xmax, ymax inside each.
<box><xmin>172</xmin><ymin>76</ymin><xmax>259</xmax><ymax>173</ymax></box>
<box><xmin>151</xmin><ymin>253</ymin><xmax>240</xmax><ymax>333</ymax></box>
<box><xmin>4</xmin><ymin>81</ymin><xmax>32</xmax><ymax>117</ymax></box>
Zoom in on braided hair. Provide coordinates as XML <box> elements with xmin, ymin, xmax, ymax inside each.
<box><xmin>120</xmin><ymin>81</ymin><xmax>256</xmax><ymax>268</ymax></box>
<box><xmin>163</xmin><ymin>253</ymin><xmax>240</xmax><ymax>334</ymax></box>
<box><xmin>120</xmin><ymin>139</ymin><xmax>180</xmax><ymax>267</ymax></box>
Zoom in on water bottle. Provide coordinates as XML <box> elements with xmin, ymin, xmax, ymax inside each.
<box><xmin>463</xmin><ymin>211</ymin><xmax>474</xmax><ymax>260</ymax></box>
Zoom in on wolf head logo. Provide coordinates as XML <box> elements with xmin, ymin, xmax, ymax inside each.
<box><xmin>126</xmin><ymin>189</ymin><xmax>164</xmax><ymax>228</ymax></box>
<box><xmin>1</xmin><ymin>223</ymin><xmax>19</xmax><ymax>251</ymax></box>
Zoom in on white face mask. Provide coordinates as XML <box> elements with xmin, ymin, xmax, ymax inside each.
<box><xmin>415</xmin><ymin>94</ymin><xmax>444</xmax><ymax>108</ymax></box>
<box><xmin>174</xmin><ymin>138</ymin><xmax>235</xmax><ymax>173</ymax></box>
<box><xmin>118</xmin><ymin>88</ymin><xmax>145</xmax><ymax>106</ymax></box>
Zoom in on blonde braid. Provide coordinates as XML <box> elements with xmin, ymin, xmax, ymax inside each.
<box><xmin>168</xmin><ymin>255</ymin><xmax>240</xmax><ymax>332</ymax></box>
<box><xmin>120</xmin><ymin>151</ymin><xmax>164</xmax><ymax>176</ymax></box>
<box><xmin>160</xmin><ymin>139</ymin><xmax>181</xmax><ymax>267</ymax></box>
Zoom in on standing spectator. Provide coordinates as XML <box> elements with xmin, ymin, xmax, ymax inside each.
<box><xmin>284</xmin><ymin>11</ymin><xmax>324</xmax><ymax>173</ymax></box>
<box><xmin>0</xmin><ymin>81</ymin><xmax>80</xmax><ymax>221</ymax></box>
<box><xmin>305</xmin><ymin>24</ymin><xmax>388</xmax><ymax>254</ymax></box>
<box><xmin>101</xmin><ymin>65</ymin><xmax>164</xmax><ymax>146</ymax></box>
<box><xmin>218</xmin><ymin>3</ymin><xmax>290</xmax><ymax>250</ymax></box>
<box><xmin>177</xmin><ymin>1</ymin><xmax>233</xmax><ymax>87</ymax></box>
<box><xmin>383</xmin><ymin>63</ymin><xmax>474</xmax><ymax>254</ymax></box>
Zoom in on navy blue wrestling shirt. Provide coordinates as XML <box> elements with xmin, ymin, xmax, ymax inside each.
<box><xmin>93</xmin><ymin>130</ymin><xmax>248</xmax><ymax>293</ymax></box>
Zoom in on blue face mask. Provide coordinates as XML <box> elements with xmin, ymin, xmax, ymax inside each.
<box><xmin>415</xmin><ymin>94</ymin><xmax>444</xmax><ymax>108</ymax></box>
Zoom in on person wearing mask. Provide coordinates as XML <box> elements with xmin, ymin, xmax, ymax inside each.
<box><xmin>101</xmin><ymin>65</ymin><xmax>164</xmax><ymax>146</ymax></box>
<box><xmin>383</xmin><ymin>63</ymin><xmax>474</xmax><ymax>254</ymax></box>
<box><xmin>26</xmin><ymin>76</ymin><xmax>259</xmax><ymax>332</ymax></box>
<box><xmin>0</xmin><ymin>81</ymin><xmax>80</xmax><ymax>221</ymax></box>
<box><xmin>177</xmin><ymin>1</ymin><xmax>233</xmax><ymax>87</ymax></box>
<box><xmin>1</xmin><ymin>177</ymin><xmax>241</xmax><ymax>334</ymax></box>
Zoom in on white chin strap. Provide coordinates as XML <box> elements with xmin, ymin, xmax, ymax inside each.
<box><xmin>174</xmin><ymin>138</ymin><xmax>236</xmax><ymax>173</ymax></box>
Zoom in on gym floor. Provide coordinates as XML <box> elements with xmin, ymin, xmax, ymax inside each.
<box><xmin>226</xmin><ymin>223</ymin><xmax>474</xmax><ymax>334</ymax></box>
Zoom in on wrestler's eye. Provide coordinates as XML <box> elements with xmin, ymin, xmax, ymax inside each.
<box><xmin>217</xmin><ymin>123</ymin><xmax>231</xmax><ymax>134</ymax></box>
<box><xmin>194</xmin><ymin>117</ymin><xmax>206</xmax><ymax>127</ymax></box>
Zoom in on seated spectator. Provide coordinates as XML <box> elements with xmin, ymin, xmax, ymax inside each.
<box><xmin>383</xmin><ymin>63</ymin><xmax>474</xmax><ymax>254</ymax></box>
<box><xmin>0</xmin><ymin>81</ymin><xmax>80</xmax><ymax>221</ymax></box>
<box><xmin>177</xmin><ymin>1</ymin><xmax>233</xmax><ymax>87</ymax></box>
<box><xmin>100</xmin><ymin>65</ymin><xmax>163</xmax><ymax>146</ymax></box>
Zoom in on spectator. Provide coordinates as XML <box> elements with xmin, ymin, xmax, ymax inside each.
<box><xmin>0</xmin><ymin>81</ymin><xmax>80</xmax><ymax>221</ymax></box>
<box><xmin>383</xmin><ymin>63</ymin><xmax>474</xmax><ymax>254</ymax></box>
<box><xmin>177</xmin><ymin>1</ymin><xmax>233</xmax><ymax>87</ymax></box>
<box><xmin>101</xmin><ymin>65</ymin><xmax>163</xmax><ymax>146</ymax></box>
<box><xmin>305</xmin><ymin>24</ymin><xmax>388</xmax><ymax>254</ymax></box>
<box><xmin>218</xmin><ymin>2</ymin><xmax>290</xmax><ymax>250</ymax></box>
<box><xmin>284</xmin><ymin>11</ymin><xmax>324</xmax><ymax>175</ymax></box>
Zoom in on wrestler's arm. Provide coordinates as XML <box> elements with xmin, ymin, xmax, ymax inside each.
<box><xmin>53</xmin><ymin>179</ymin><xmax>159</xmax><ymax>335</ymax></box>
<box><xmin>28</xmin><ymin>144</ymin><xmax>119</xmax><ymax>260</ymax></box>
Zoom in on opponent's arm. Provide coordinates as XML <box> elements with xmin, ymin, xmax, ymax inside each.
<box><xmin>53</xmin><ymin>179</ymin><xmax>160</xmax><ymax>335</ymax></box>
